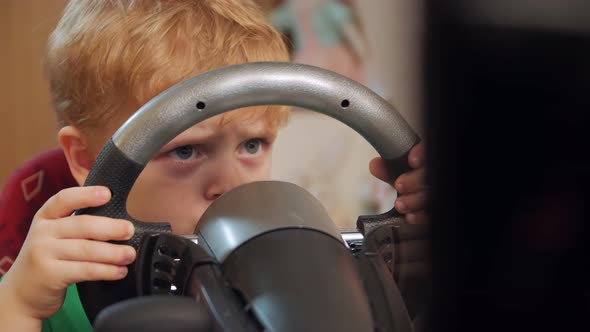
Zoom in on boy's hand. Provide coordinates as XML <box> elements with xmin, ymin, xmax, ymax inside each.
<box><xmin>0</xmin><ymin>186</ymin><xmax>136</xmax><ymax>321</ymax></box>
<box><xmin>369</xmin><ymin>143</ymin><xmax>427</xmax><ymax>224</ymax></box>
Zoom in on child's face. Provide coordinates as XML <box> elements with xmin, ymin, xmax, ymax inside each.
<box><xmin>124</xmin><ymin>109</ymin><xmax>277</xmax><ymax>235</ymax></box>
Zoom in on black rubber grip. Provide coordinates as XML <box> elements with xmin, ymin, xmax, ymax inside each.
<box><xmin>356</xmin><ymin>208</ymin><xmax>404</xmax><ymax>236</ymax></box>
<box><xmin>75</xmin><ymin>139</ymin><xmax>171</xmax><ymax>251</ymax></box>
<box><xmin>358</xmin><ymin>210</ymin><xmax>430</xmax><ymax>321</ymax></box>
<box><xmin>75</xmin><ymin>139</ymin><xmax>171</xmax><ymax>324</ymax></box>
<box><xmin>356</xmin><ymin>134</ymin><xmax>422</xmax><ymax>238</ymax></box>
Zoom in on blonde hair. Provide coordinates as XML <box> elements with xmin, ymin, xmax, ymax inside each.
<box><xmin>45</xmin><ymin>0</ymin><xmax>290</xmax><ymax>147</ymax></box>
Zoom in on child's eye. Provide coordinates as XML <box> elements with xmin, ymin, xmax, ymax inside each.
<box><xmin>241</xmin><ymin>138</ymin><xmax>263</xmax><ymax>155</ymax></box>
<box><xmin>168</xmin><ymin>145</ymin><xmax>199</xmax><ymax>160</ymax></box>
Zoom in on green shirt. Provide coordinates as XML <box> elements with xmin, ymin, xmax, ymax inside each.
<box><xmin>0</xmin><ymin>274</ymin><xmax>91</xmax><ymax>331</ymax></box>
<box><xmin>41</xmin><ymin>284</ymin><xmax>92</xmax><ymax>332</ymax></box>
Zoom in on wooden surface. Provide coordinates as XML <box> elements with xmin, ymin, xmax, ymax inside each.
<box><xmin>0</xmin><ymin>0</ymin><xmax>66</xmax><ymax>187</ymax></box>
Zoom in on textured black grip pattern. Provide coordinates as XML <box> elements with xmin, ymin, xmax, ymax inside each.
<box><xmin>357</xmin><ymin>208</ymin><xmax>430</xmax><ymax>320</ymax></box>
<box><xmin>75</xmin><ymin>139</ymin><xmax>171</xmax><ymax>325</ymax></box>
<box><xmin>357</xmin><ymin>208</ymin><xmax>430</xmax><ymax>241</ymax></box>
<box><xmin>356</xmin><ymin>133</ymin><xmax>424</xmax><ymax>275</ymax></box>
<box><xmin>356</xmin><ymin>208</ymin><xmax>405</xmax><ymax>236</ymax></box>
<box><xmin>75</xmin><ymin>139</ymin><xmax>171</xmax><ymax>251</ymax></box>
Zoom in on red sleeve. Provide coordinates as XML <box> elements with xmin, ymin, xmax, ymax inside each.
<box><xmin>0</xmin><ymin>148</ymin><xmax>77</xmax><ymax>276</ymax></box>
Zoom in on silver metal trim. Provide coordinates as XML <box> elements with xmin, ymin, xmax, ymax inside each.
<box><xmin>183</xmin><ymin>234</ymin><xmax>199</xmax><ymax>245</ymax></box>
<box><xmin>184</xmin><ymin>231</ymin><xmax>363</xmax><ymax>249</ymax></box>
<box><xmin>112</xmin><ymin>62</ymin><xmax>416</xmax><ymax>165</ymax></box>
<box><xmin>341</xmin><ymin>232</ymin><xmax>364</xmax><ymax>243</ymax></box>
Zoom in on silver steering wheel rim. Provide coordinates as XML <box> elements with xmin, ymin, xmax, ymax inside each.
<box><xmin>76</xmin><ymin>61</ymin><xmax>420</xmax><ymax>324</ymax></box>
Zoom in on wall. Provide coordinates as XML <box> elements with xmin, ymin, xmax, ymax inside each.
<box><xmin>0</xmin><ymin>0</ymin><xmax>67</xmax><ymax>186</ymax></box>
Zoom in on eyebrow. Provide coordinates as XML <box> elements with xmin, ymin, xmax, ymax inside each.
<box><xmin>233</xmin><ymin>122</ymin><xmax>278</xmax><ymax>140</ymax></box>
<box><xmin>158</xmin><ymin>121</ymin><xmax>277</xmax><ymax>152</ymax></box>
<box><xmin>158</xmin><ymin>128</ymin><xmax>216</xmax><ymax>152</ymax></box>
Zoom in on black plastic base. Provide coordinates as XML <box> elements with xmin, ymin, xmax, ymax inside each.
<box><xmin>220</xmin><ymin>228</ymin><xmax>374</xmax><ymax>332</ymax></box>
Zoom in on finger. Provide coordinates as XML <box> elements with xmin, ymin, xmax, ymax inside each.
<box><xmin>394</xmin><ymin>168</ymin><xmax>426</xmax><ymax>194</ymax></box>
<box><xmin>40</xmin><ymin>186</ymin><xmax>111</xmax><ymax>220</ymax></box>
<box><xmin>405</xmin><ymin>211</ymin><xmax>429</xmax><ymax>225</ymax></box>
<box><xmin>395</xmin><ymin>191</ymin><xmax>427</xmax><ymax>214</ymax></box>
<box><xmin>56</xmin><ymin>239</ymin><xmax>136</xmax><ymax>265</ymax></box>
<box><xmin>60</xmin><ymin>261</ymin><xmax>129</xmax><ymax>284</ymax></box>
<box><xmin>369</xmin><ymin>157</ymin><xmax>392</xmax><ymax>183</ymax></box>
<box><xmin>370</xmin><ymin>144</ymin><xmax>426</xmax><ymax>184</ymax></box>
<box><xmin>408</xmin><ymin>143</ymin><xmax>426</xmax><ymax>168</ymax></box>
<box><xmin>55</xmin><ymin>215</ymin><xmax>134</xmax><ymax>241</ymax></box>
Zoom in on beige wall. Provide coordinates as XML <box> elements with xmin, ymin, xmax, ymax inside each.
<box><xmin>358</xmin><ymin>0</ymin><xmax>423</xmax><ymax>135</ymax></box>
<box><xmin>0</xmin><ymin>0</ymin><xmax>67</xmax><ymax>187</ymax></box>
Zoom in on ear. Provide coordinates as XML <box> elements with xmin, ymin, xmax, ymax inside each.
<box><xmin>58</xmin><ymin>126</ymin><xmax>96</xmax><ymax>186</ymax></box>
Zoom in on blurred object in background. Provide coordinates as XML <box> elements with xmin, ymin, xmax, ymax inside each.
<box><xmin>268</xmin><ymin>0</ymin><xmax>368</xmax><ymax>84</ymax></box>
<box><xmin>271</xmin><ymin>110</ymin><xmax>397</xmax><ymax>228</ymax></box>
<box><xmin>263</xmin><ymin>0</ymin><xmax>423</xmax><ymax>227</ymax></box>
<box><xmin>423</xmin><ymin>1</ymin><xmax>590</xmax><ymax>331</ymax></box>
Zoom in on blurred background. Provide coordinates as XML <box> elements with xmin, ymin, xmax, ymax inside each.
<box><xmin>0</xmin><ymin>0</ymin><xmax>424</xmax><ymax>228</ymax></box>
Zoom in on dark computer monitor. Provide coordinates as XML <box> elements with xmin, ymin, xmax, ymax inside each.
<box><xmin>422</xmin><ymin>1</ymin><xmax>589</xmax><ymax>331</ymax></box>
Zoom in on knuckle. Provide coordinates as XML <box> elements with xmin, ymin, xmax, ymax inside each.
<box><xmin>52</xmin><ymin>189</ymin><xmax>68</xmax><ymax>206</ymax></box>
<box><xmin>83</xmin><ymin>263</ymin><xmax>101</xmax><ymax>280</ymax></box>
<box><xmin>29</xmin><ymin>220</ymin><xmax>48</xmax><ymax>236</ymax></box>
<box><xmin>28</xmin><ymin>244</ymin><xmax>44</xmax><ymax>266</ymax></box>
<box><xmin>29</xmin><ymin>244</ymin><xmax>52</xmax><ymax>272</ymax></box>
<box><xmin>79</xmin><ymin>241</ymin><xmax>95</xmax><ymax>261</ymax></box>
<box><xmin>80</xmin><ymin>216</ymin><xmax>100</xmax><ymax>234</ymax></box>
<box><xmin>82</xmin><ymin>216</ymin><xmax>118</xmax><ymax>239</ymax></box>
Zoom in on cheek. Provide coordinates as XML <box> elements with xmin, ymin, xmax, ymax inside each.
<box><xmin>247</xmin><ymin>153</ymin><xmax>273</xmax><ymax>180</ymax></box>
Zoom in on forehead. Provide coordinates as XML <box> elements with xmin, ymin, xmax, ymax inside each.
<box><xmin>159</xmin><ymin>106</ymin><xmax>277</xmax><ymax>149</ymax></box>
<box><xmin>192</xmin><ymin>107</ymin><xmax>273</xmax><ymax>133</ymax></box>
<box><xmin>216</xmin><ymin>106</ymin><xmax>273</xmax><ymax>127</ymax></box>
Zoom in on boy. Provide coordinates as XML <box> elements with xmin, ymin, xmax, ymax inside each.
<box><xmin>0</xmin><ymin>0</ymin><xmax>427</xmax><ymax>331</ymax></box>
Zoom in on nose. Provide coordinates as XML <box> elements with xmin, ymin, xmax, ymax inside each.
<box><xmin>203</xmin><ymin>159</ymin><xmax>249</xmax><ymax>201</ymax></box>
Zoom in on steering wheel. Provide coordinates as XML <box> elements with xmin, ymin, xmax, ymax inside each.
<box><xmin>76</xmin><ymin>61</ymin><xmax>421</xmax><ymax>326</ymax></box>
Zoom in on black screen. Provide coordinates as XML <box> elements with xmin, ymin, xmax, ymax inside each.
<box><xmin>423</xmin><ymin>1</ymin><xmax>590</xmax><ymax>331</ymax></box>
